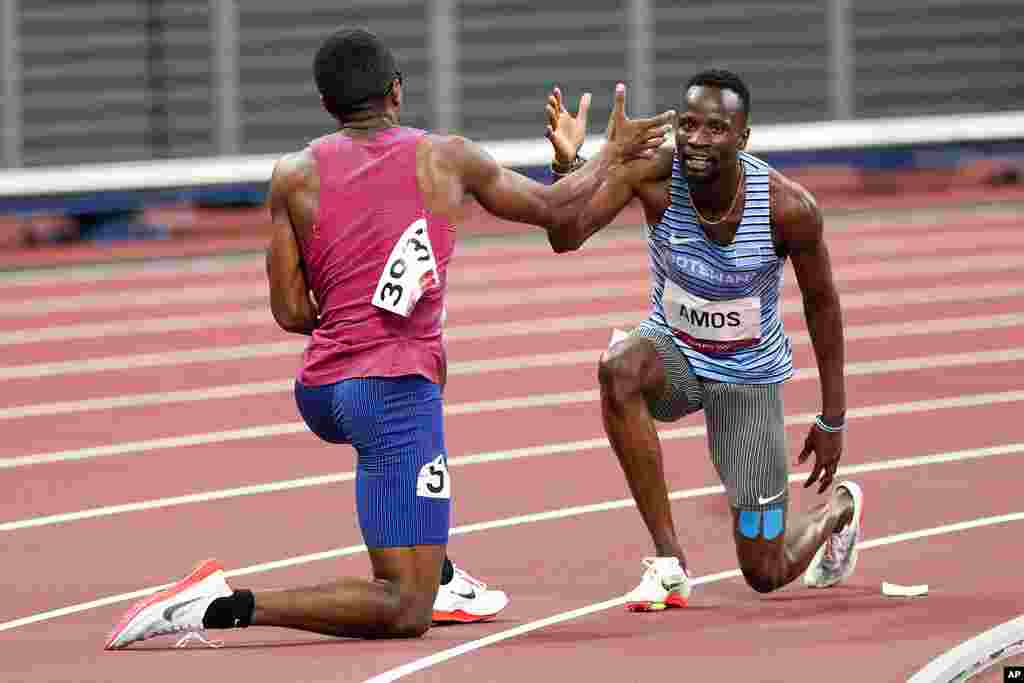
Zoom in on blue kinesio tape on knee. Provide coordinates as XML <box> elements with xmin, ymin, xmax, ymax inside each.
<box><xmin>762</xmin><ymin>504</ymin><xmax>784</xmax><ymax>540</ymax></box>
<box><xmin>739</xmin><ymin>510</ymin><xmax>761</xmax><ymax>539</ymax></box>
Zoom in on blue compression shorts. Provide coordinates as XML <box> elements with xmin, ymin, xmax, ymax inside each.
<box><xmin>294</xmin><ymin>375</ymin><xmax>450</xmax><ymax>548</ymax></box>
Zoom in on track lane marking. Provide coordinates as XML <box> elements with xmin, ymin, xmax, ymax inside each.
<box><xmin>2</xmin><ymin>459</ymin><xmax>1020</xmax><ymax>647</ymax></box>
<box><xmin>5</xmin><ymin>350</ymin><xmax>1024</xmax><ymax>470</ymax></box>
<box><xmin>364</xmin><ymin>512</ymin><xmax>1024</xmax><ymax>683</ymax></box>
<box><xmin>2</xmin><ymin>398</ymin><xmax>1022</xmax><ymax>533</ymax></box>
<box><xmin>4</xmin><ymin>279</ymin><xmax>1024</xmax><ymax>377</ymax></box>
<box><xmin>4</xmin><ymin>257</ymin><xmax>1024</xmax><ymax>343</ymax></box>
<box><xmin>4</xmin><ymin>310</ymin><xmax>1024</xmax><ymax>420</ymax></box>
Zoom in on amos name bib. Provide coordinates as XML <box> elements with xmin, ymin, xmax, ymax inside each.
<box><xmin>663</xmin><ymin>279</ymin><xmax>761</xmax><ymax>353</ymax></box>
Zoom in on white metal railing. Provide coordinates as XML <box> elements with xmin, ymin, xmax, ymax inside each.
<box><xmin>0</xmin><ymin>109</ymin><xmax>1020</xmax><ymax>202</ymax></box>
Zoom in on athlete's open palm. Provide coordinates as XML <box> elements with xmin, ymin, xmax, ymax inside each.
<box><xmin>797</xmin><ymin>427</ymin><xmax>844</xmax><ymax>494</ymax></box>
<box><xmin>603</xmin><ymin>83</ymin><xmax>674</xmax><ymax>163</ymax></box>
<box><xmin>545</xmin><ymin>86</ymin><xmax>590</xmax><ymax>164</ymax></box>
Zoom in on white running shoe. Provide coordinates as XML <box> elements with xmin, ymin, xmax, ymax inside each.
<box><xmin>804</xmin><ymin>481</ymin><xmax>865</xmax><ymax>588</ymax></box>
<box><xmin>105</xmin><ymin>559</ymin><xmax>233</xmax><ymax>650</ymax></box>
<box><xmin>432</xmin><ymin>564</ymin><xmax>509</xmax><ymax>624</ymax></box>
<box><xmin>624</xmin><ymin>557</ymin><xmax>691</xmax><ymax>612</ymax></box>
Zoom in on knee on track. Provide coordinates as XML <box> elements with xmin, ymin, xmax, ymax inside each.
<box><xmin>740</xmin><ymin>564</ymin><xmax>786</xmax><ymax>594</ymax></box>
<box><xmin>348</xmin><ymin>581</ymin><xmax>433</xmax><ymax>639</ymax></box>
<box><xmin>381</xmin><ymin>611</ymin><xmax>432</xmax><ymax>638</ymax></box>
<box><xmin>377</xmin><ymin>590</ymin><xmax>433</xmax><ymax>639</ymax></box>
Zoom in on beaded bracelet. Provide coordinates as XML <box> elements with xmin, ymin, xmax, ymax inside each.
<box><xmin>551</xmin><ymin>154</ymin><xmax>587</xmax><ymax>179</ymax></box>
<box><xmin>814</xmin><ymin>414</ymin><xmax>846</xmax><ymax>433</ymax></box>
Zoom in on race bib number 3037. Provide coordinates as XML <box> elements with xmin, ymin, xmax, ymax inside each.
<box><xmin>664</xmin><ymin>279</ymin><xmax>761</xmax><ymax>353</ymax></box>
<box><xmin>373</xmin><ymin>218</ymin><xmax>439</xmax><ymax>317</ymax></box>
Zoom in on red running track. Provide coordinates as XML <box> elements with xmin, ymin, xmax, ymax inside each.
<box><xmin>2</xmin><ymin>202</ymin><xmax>1024</xmax><ymax>682</ymax></box>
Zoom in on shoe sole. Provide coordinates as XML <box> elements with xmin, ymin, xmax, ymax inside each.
<box><xmin>804</xmin><ymin>481</ymin><xmax>865</xmax><ymax>588</ymax></box>
<box><xmin>625</xmin><ymin>591</ymin><xmax>688</xmax><ymax>612</ymax></box>
<box><xmin>432</xmin><ymin>607</ymin><xmax>505</xmax><ymax>624</ymax></box>
<box><xmin>105</xmin><ymin>558</ymin><xmax>223</xmax><ymax>650</ymax></box>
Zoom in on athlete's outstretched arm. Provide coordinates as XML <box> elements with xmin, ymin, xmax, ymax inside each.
<box><xmin>548</xmin><ymin>151</ymin><xmax>671</xmax><ymax>252</ymax></box>
<box><xmin>441</xmin><ymin>84</ymin><xmax>673</xmax><ymax>248</ymax></box>
<box><xmin>542</xmin><ymin>85</ymin><xmax>673</xmax><ymax>251</ymax></box>
<box><xmin>266</xmin><ymin>154</ymin><xmax>318</xmax><ymax>335</ymax></box>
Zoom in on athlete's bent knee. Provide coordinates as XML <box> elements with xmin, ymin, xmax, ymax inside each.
<box><xmin>384</xmin><ymin>612</ymin><xmax>431</xmax><ymax>639</ymax></box>
<box><xmin>370</xmin><ymin>600</ymin><xmax>432</xmax><ymax>639</ymax></box>
<box><xmin>741</xmin><ymin>567</ymin><xmax>784</xmax><ymax>594</ymax></box>
<box><xmin>352</xmin><ymin>579</ymin><xmax>433</xmax><ymax>639</ymax></box>
<box><xmin>379</xmin><ymin>582</ymin><xmax>434</xmax><ymax>638</ymax></box>
<box><xmin>598</xmin><ymin>339</ymin><xmax>657</xmax><ymax>403</ymax></box>
<box><xmin>737</xmin><ymin>548</ymin><xmax>786</xmax><ymax>594</ymax></box>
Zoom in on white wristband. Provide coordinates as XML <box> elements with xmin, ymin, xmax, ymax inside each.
<box><xmin>815</xmin><ymin>414</ymin><xmax>846</xmax><ymax>433</ymax></box>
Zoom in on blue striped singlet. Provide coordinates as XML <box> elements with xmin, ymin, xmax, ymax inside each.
<box><xmin>647</xmin><ymin>150</ymin><xmax>793</xmax><ymax>384</ymax></box>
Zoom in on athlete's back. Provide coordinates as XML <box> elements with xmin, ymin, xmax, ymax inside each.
<box><xmin>298</xmin><ymin>126</ymin><xmax>454</xmax><ymax>387</ymax></box>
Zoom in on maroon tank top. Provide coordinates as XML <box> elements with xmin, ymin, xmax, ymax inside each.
<box><xmin>297</xmin><ymin>127</ymin><xmax>455</xmax><ymax>386</ymax></box>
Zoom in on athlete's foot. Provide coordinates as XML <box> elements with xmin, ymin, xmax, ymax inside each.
<box><xmin>105</xmin><ymin>559</ymin><xmax>232</xmax><ymax>650</ymax></box>
<box><xmin>652</xmin><ymin>540</ymin><xmax>688</xmax><ymax>571</ymax></box>
<box><xmin>804</xmin><ymin>481</ymin><xmax>865</xmax><ymax>589</ymax></box>
<box><xmin>432</xmin><ymin>564</ymin><xmax>509</xmax><ymax>624</ymax></box>
<box><xmin>624</xmin><ymin>557</ymin><xmax>691</xmax><ymax>612</ymax></box>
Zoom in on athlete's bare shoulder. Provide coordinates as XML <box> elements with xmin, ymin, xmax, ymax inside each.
<box><xmin>271</xmin><ymin>145</ymin><xmax>317</xmax><ymax>190</ymax></box>
<box><xmin>769</xmin><ymin>168</ymin><xmax>823</xmax><ymax>251</ymax></box>
<box><xmin>418</xmin><ymin>133</ymin><xmax>483</xmax><ymax>169</ymax></box>
<box><xmin>415</xmin><ymin>133</ymin><xmax>480</xmax><ymax>220</ymax></box>
<box><xmin>268</xmin><ymin>145</ymin><xmax>319</xmax><ymax>238</ymax></box>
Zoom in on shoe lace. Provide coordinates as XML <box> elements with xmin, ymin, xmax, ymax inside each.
<box><xmin>641</xmin><ymin>558</ymin><xmax>685</xmax><ymax>587</ymax></box>
<box><xmin>453</xmin><ymin>568</ymin><xmax>488</xmax><ymax>591</ymax></box>
<box><xmin>640</xmin><ymin>558</ymin><xmax>658</xmax><ymax>580</ymax></box>
<box><xmin>174</xmin><ymin>631</ymin><xmax>224</xmax><ymax>649</ymax></box>
<box><xmin>822</xmin><ymin>537</ymin><xmax>835</xmax><ymax>564</ymax></box>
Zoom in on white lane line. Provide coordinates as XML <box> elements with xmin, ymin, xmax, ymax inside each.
<box><xmin>2</xmin><ymin>381</ymin><xmax>1023</xmax><ymax>532</ymax></box>
<box><xmin>0</xmin><ymin>283</ymin><xmax>265</xmax><ymax>317</ymax></box>
<box><xmin>0</xmin><ymin>211</ymin><xmax>1015</xmax><ymax>289</ymax></box>
<box><xmin>4</xmin><ymin>348</ymin><xmax>1024</xmax><ymax>471</ymax></box>
<box><xmin>0</xmin><ymin>316</ymin><xmax>631</xmax><ymax>381</ymax></box>
<box><xmin>0</xmin><ymin>245</ymin><xmax>648</xmax><ymax>316</ymax></box>
<box><xmin>0</xmin><ymin>471</ymin><xmax>358</xmax><ymax>532</ymax></box>
<box><xmin>0</xmin><ymin>287</ymin><xmax>627</xmax><ymax>344</ymax></box>
<box><xmin>825</xmin><ymin>212</ymin><xmax>1022</xmax><ymax>236</ymax></box>
<box><xmin>5</xmin><ymin>350</ymin><xmax>1024</xmax><ymax>471</ymax></box>
<box><xmin>4</xmin><ymin>342</ymin><xmax>1019</xmax><ymax>471</ymax></box>
<box><xmin>0</xmin><ymin>339</ymin><xmax>600</xmax><ymax>382</ymax></box>
<box><xmin>1</xmin><ymin>465</ymin><xmax>1020</xmax><ymax>645</ymax></box>
<box><xmin>0</xmin><ymin>309</ymin><xmax>272</xmax><ymax>346</ymax></box>
<box><xmin>0</xmin><ymin>231</ymin><xmax>647</xmax><ymax>290</ymax></box>
<box><xmin>848</xmin><ymin>230</ymin><xmax>1024</xmax><ymax>257</ymax></box>
<box><xmin>5</xmin><ymin>279</ymin><xmax>1024</xmax><ymax>381</ymax></box>
<box><xmin>5</xmin><ymin>310</ymin><xmax>1024</xmax><ymax>420</ymax></box>
<box><xmin>2</xmin><ymin>211</ymin><xmax>1015</xmax><ymax>292</ymax></box>
<box><xmin>0</xmin><ymin>254</ymin><xmax>257</xmax><ymax>288</ymax></box>
<box><xmin>364</xmin><ymin>511</ymin><xmax>1024</xmax><ymax>683</ymax></box>
<box><xmin>0</xmin><ymin>341</ymin><xmax>306</xmax><ymax>380</ymax></box>
<box><xmin>0</xmin><ymin>379</ymin><xmax>295</xmax><ymax>420</ymax></box>
<box><xmin>4</xmin><ymin>252</ymin><xmax>1024</xmax><ymax>345</ymax></box>
<box><xmin>796</xmin><ymin>347</ymin><xmax>1024</xmax><ymax>378</ymax></box>
<box><xmin>0</xmin><ymin>278</ymin><xmax>653</xmax><ymax>320</ymax></box>
<box><xmin>908</xmin><ymin>615</ymin><xmax>1024</xmax><ymax>682</ymax></box>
